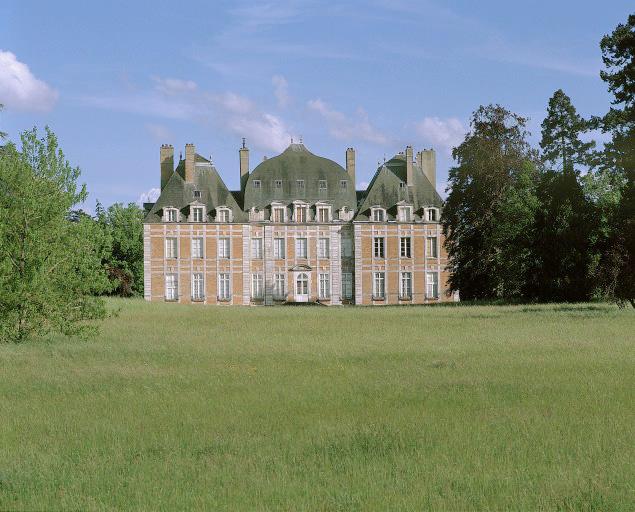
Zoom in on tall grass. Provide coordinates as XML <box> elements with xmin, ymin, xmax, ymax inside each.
<box><xmin>0</xmin><ymin>301</ymin><xmax>633</xmax><ymax>510</ymax></box>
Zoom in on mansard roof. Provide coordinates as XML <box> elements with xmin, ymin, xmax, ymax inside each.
<box><xmin>145</xmin><ymin>155</ymin><xmax>246</xmax><ymax>223</ymax></box>
<box><xmin>354</xmin><ymin>154</ymin><xmax>443</xmax><ymax>221</ymax></box>
<box><xmin>243</xmin><ymin>143</ymin><xmax>357</xmax><ymax>212</ymax></box>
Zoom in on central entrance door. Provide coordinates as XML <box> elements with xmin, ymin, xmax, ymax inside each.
<box><xmin>295</xmin><ymin>272</ymin><xmax>309</xmax><ymax>302</ymax></box>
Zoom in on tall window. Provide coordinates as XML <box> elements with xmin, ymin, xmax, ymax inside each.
<box><xmin>426</xmin><ymin>208</ymin><xmax>438</xmax><ymax>222</ymax></box>
<box><xmin>192</xmin><ymin>273</ymin><xmax>204</xmax><ymax>300</ymax></box>
<box><xmin>218</xmin><ymin>238</ymin><xmax>230</xmax><ymax>259</ymax></box>
<box><xmin>426</xmin><ymin>272</ymin><xmax>439</xmax><ymax>299</ymax></box>
<box><xmin>273</xmin><ymin>273</ymin><xmax>286</xmax><ymax>299</ymax></box>
<box><xmin>319</xmin><ymin>273</ymin><xmax>330</xmax><ymax>299</ymax></box>
<box><xmin>295</xmin><ymin>237</ymin><xmax>308</xmax><ymax>258</ymax></box>
<box><xmin>373</xmin><ymin>272</ymin><xmax>385</xmax><ymax>299</ymax></box>
<box><xmin>272</xmin><ymin>206</ymin><xmax>285</xmax><ymax>223</ymax></box>
<box><xmin>400</xmin><ymin>272</ymin><xmax>412</xmax><ymax>298</ymax></box>
<box><xmin>427</xmin><ymin>237</ymin><xmax>438</xmax><ymax>258</ymax></box>
<box><xmin>192</xmin><ymin>206</ymin><xmax>204</xmax><ymax>222</ymax></box>
<box><xmin>165</xmin><ymin>274</ymin><xmax>178</xmax><ymax>300</ymax></box>
<box><xmin>165</xmin><ymin>208</ymin><xmax>177</xmax><ymax>222</ymax></box>
<box><xmin>400</xmin><ymin>237</ymin><xmax>411</xmax><ymax>258</ymax></box>
<box><xmin>372</xmin><ymin>209</ymin><xmax>385</xmax><ymax>222</ymax></box>
<box><xmin>295</xmin><ymin>205</ymin><xmax>307</xmax><ymax>223</ymax></box>
<box><xmin>296</xmin><ymin>273</ymin><xmax>308</xmax><ymax>295</ymax></box>
<box><xmin>274</xmin><ymin>237</ymin><xmax>286</xmax><ymax>259</ymax></box>
<box><xmin>217</xmin><ymin>209</ymin><xmax>230</xmax><ymax>222</ymax></box>
<box><xmin>373</xmin><ymin>237</ymin><xmax>385</xmax><ymax>258</ymax></box>
<box><xmin>218</xmin><ymin>273</ymin><xmax>231</xmax><ymax>300</ymax></box>
<box><xmin>317</xmin><ymin>206</ymin><xmax>330</xmax><ymax>223</ymax></box>
<box><xmin>252</xmin><ymin>273</ymin><xmax>264</xmax><ymax>299</ymax></box>
<box><xmin>342</xmin><ymin>272</ymin><xmax>353</xmax><ymax>299</ymax></box>
<box><xmin>251</xmin><ymin>238</ymin><xmax>263</xmax><ymax>259</ymax></box>
<box><xmin>398</xmin><ymin>206</ymin><xmax>412</xmax><ymax>222</ymax></box>
<box><xmin>318</xmin><ymin>237</ymin><xmax>330</xmax><ymax>258</ymax></box>
<box><xmin>342</xmin><ymin>237</ymin><xmax>353</xmax><ymax>257</ymax></box>
<box><xmin>191</xmin><ymin>237</ymin><xmax>203</xmax><ymax>259</ymax></box>
<box><xmin>340</xmin><ymin>180</ymin><xmax>348</xmax><ymax>191</ymax></box>
<box><xmin>165</xmin><ymin>237</ymin><xmax>178</xmax><ymax>258</ymax></box>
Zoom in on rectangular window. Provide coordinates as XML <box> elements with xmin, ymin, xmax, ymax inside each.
<box><xmin>251</xmin><ymin>238</ymin><xmax>263</xmax><ymax>259</ymax></box>
<box><xmin>295</xmin><ymin>206</ymin><xmax>307</xmax><ymax>223</ymax></box>
<box><xmin>400</xmin><ymin>237</ymin><xmax>411</xmax><ymax>258</ymax></box>
<box><xmin>165</xmin><ymin>237</ymin><xmax>178</xmax><ymax>259</ymax></box>
<box><xmin>373</xmin><ymin>237</ymin><xmax>385</xmax><ymax>258</ymax></box>
<box><xmin>340</xmin><ymin>180</ymin><xmax>348</xmax><ymax>191</ymax></box>
<box><xmin>274</xmin><ymin>179</ymin><xmax>283</xmax><ymax>189</ymax></box>
<box><xmin>272</xmin><ymin>206</ymin><xmax>285</xmax><ymax>223</ymax></box>
<box><xmin>427</xmin><ymin>209</ymin><xmax>438</xmax><ymax>222</ymax></box>
<box><xmin>342</xmin><ymin>237</ymin><xmax>353</xmax><ymax>257</ymax></box>
<box><xmin>426</xmin><ymin>272</ymin><xmax>439</xmax><ymax>299</ymax></box>
<box><xmin>296</xmin><ymin>237</ymin><xmax>308</xmax><ymax>258</ymax></box>
<box><xmin>319</xmin><ymin>273</ymin><xmax>330</xmax><ymax>299</ymax></box>
<box><xmin>398</xmin><ymin>206</ymin><xmax>412</xmax><ymax>222</ymax></box>
<box><xmin>373</xmin><ymin>272</ymin><xmax>385</xmax><ymax>299</ymax></box>
<box><xmin>218</xmin><ymin>273</ymin><xmax>231</xmax><ymax>300</ymax></box>
<box><xmin>192</xmin><ymin>207</ymin><xmax>204</xmax><ymax>222</ymax></box>
<box><xmin>400</xmin><ymin>272</ymin><xmax>412</xmax><ymax>299</ymax></box>
<box><xmin>318</xmin><ymin>237</ymin><xmax>330</xmax><ymax>258</ymax></box>
<box><xmin>273</xmin><ymin>273</ymin><xmax>286</xmax><ymax>299</ymax></box>
<box><xmin>427</xmin><ymin>237</ymin><xmax>438</xmax><ymax>258</ymax></box>
<box><xmin>342</xmin><ymin>272</ymin><xmax>353</xmax><ymax>299</ymax></box>
<box><xmin>166</xmin><ymin>209</ymin><xmax>177</xmax><ymax>222</ymax></box>
<box><xmin>318</xmin><ymin>180</ymin><xmax>327</xmax><ymax>191</ymax></box>
<box><xmin>191</xmin><ymin>237</ymin><xmax>203</xmax><ymax>259</ymax></box>
<box><xmin>192</xmin><ymin>272</ymin><xmax>204</xmax><ymax>300</ymax></box>
<box><xmin>317</xmin><ymin>207</ymin><xmax>330</xmax><ymax>223</ymax></box>
<box><xmin>251</xmin><ymin>273</ymin><xmax>264</xmax><ymax>299</ymax></box>
<box><xmin>253</xmin><ymin>180</ymin><xmax>261</xmax><ymax>189</ymax></box>
<box><xmin>218</xmin><ymin>238</ymin><xmax>230</xmax><ymax>259</ymax></box>
<box><xmin>274</xmin><ymin>237</ymin><xmax>286</xmax><ymax>259</ymax></box>
<box><xmin>193</xmin><ymin>190</ymin><xmax>201</xmax><ymax>199</ymax></box>
<box><xmin>217</xmin><ymin>209</ymin><xmax>229</xmax><ymax>222</ymax></box>
<box><xmin>372</xmin><ymin>209</ymin><xmax>385</xmax><ymax>222</ymax></box>
<box><xmin>296</xmin><ymin>179</ymin><xmax>305</xmax><ymax>190</ymax></box>
<box><xmin>165</xmin><ymin>273</ymin><xmax>178</xmax><ymax>300</ymax></box>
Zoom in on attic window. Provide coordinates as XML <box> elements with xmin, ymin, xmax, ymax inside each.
<box><xmin>340</xmin><ymin>180</ymin><xmax>348</xmax><ymax>191</ymax></box>
<box><xmin>194</xmin><ymin>190</ymin><xmax>201</xmax><ymax>198</ymax></box>
<box><xmin>426</xmin><ymin>208</ymin><xmax>439</xmax><ymax>222</ymax></box>
<box><xmin>275</xmin><ymin>179</ymin><xmax>283</xmax><ymax>189</ymax></box>
<box><xmin>398</xmin><ymin>206</ymin><xmax>413</xmax><ymax>222</ymax></box>
<box><xmin>165</xmin><ymin>208</ymin><xmax>178</xmax><ymax>222</ymax></box>
<box><xmin>253</xmin><ymin>180</ymin><xmax>261</xmax><ymax>189</ymax></box>
<box><xmin>217</xmin><ymin>208</ymin><xmax>231</xmax><ymax>223</ymax></box>
<box><xmin>399</xmin><ymin>182</ymin><xmax>407</xmax><ymax>190</ymax></box>
<box><xmin>296</xmin><ymin>180</ymin><xmax>305</xmax><ymax>189</ymax></box>
<box><xmin>192</xmin><ymin>206</ymin><xmax>204</xmax><ymax>223</ymax></box>
<box><xmin>318</xmin><ymin>180</ymin><xmax>327</xmax><ymax>191</ymax></box>
<box><xmin>372</xmin><ymin>208</ymin><xmax>385</xmax><ymax>222</ymax></box>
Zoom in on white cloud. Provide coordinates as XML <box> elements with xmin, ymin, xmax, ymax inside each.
<box><xmin>307</xmin><ymin>99</ymin><xmax>389</xmax><ymax>145</ymax></box>
<box><xmin>0</xmin><ymin>50</ymin><xmax>58</xmax><ymax>112</ymax></box>
<box><xmin>152</xmin><ymin>77</ymin><xmax>198</xmax><ymax>95</ymax></box>
<box><xmin>145</xmin><ymin>123</ymin><xmax>173</xmax><ymax>141</ymax></box>
<box><xmin>358</xmin><ymin>180</ymin><xmax>369</xmax><ymax>190</ymax></box>
<box><xmin>415</xmin><ymin>117</ymin><xmax>465</xmax><ymax>154</ymax></box>
<box><xmin>272</xmin><ymin>75</ymin><xmax>290</xmax><ymax>108</ymax></box>
<box><xmin>137</xmin><ymin>187</ymin><xmax>160</xmax><ymax>206</ymax></box>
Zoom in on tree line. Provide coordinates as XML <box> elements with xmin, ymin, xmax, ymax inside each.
<box><xmin>443</xmin><ymin>14</ymin><xmax>634</xmax><ymax>307</ymax></box>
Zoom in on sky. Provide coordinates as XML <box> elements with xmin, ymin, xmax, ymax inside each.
<box><xmin>0</xmin><ymin>0</ymin><xmax>631</xmax><ymax>209</ymax></box>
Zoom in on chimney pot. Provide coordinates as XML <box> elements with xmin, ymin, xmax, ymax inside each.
<box><xmin>346</xmin><ymin>147</ymin><xmax>356</xmax><ymax>190</ymax></box>
<box><xmin>160</xmin><ymin>144</ymin><xmax>174</xmax><ymax>190</ymax></box>
<box><xmin>185</xmin><ymin>143</ymin><xmax>196</xmax><ymax>183</ymax></box>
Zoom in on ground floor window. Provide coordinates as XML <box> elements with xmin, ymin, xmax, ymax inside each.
<box><xmin>273</xmin><ymin>273</ymin><xmax>286</xmax><ymax>299</ymax></box>
<box><xmin>426</xmin><ymin>272</ymin><xmax>439</xmax><ymax>299</ymax></box>
<box><xmin>252</xmin><ymin>273</ymin><xmax>264</xmax><ymax>299</ymax></box>
<box><xmin>342</xmin><ymin>272</ymin><xmax>353</xmax><ymax>299</ymax></box>
<box><xmin>218</xmin><ymin>273</ymin><xmax>231</xmax><ymax>300</ymax></box>
<box><xmin>373</xmin><ymin>272</ymin><xmax>385</xmax><ymax>299</ymax></box>
<box><xmin>165</xmin><ymin>273</ymin><xmax>178</xmax><ymax>300</ymax></box>
<box><xmin>319</xmin><ymin>273</ymin><xmax>330</xmax><ymax>299</ymax></box>
<box><xmin>192</xmin><ymin>272</ymin><xmax>204</xmax><ymax>300</ymax></box>
<box><xmin>296</xmin><ymin>273</ymin><xmax>308</xmax><ymax>295</ymax></box>
<box><xmin>400</xmin><ymin>272</ymin><xmax>412</xmax><ymax>298</ymax></box>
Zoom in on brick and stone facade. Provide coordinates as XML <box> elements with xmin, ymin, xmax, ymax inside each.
<box><xmin>143</xmin><ymin>141</ymin><xmax>456</xmax><ymax>305</ymax></box>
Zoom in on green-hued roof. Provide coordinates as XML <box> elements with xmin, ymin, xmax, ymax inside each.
<box><xmin>243</xmin><ymin>143</ymin><xmax>357</xmax><ymax>212</ymax></box>
<box><xmin>145</xmin><ymin>155</ymin><xmax>246</xmax><ymax>223</ymax></box>
<box><xmin>354</xmin><ymin>155</ymin><xmax>443</xmax><ymax>221</ymax></box>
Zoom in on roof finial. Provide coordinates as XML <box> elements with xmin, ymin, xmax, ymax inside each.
<box><xmin>179</xmin><ymin>151</ymin><xmax>183</xmax><ymax>160</ymax></box>
<box><xmin>383</xmin><ymin>154</ymin><xmax>386</xmax><ymax>163</ymax></box>
<box><xmin>291</xmin><ymin>136</ymin><xmax>294</xmax><ymax>144</ymax></box>
<box><xmin>242</xmin><ymin>137</ymin><xmax>246</xmax><ymax>149</ymax></box>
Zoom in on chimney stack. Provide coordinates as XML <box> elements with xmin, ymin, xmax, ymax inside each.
<box><xmin>185</xmin><ymin>143</ymin><xmax>196</xmax><ymax>183</ymax></box>
<box><xmin>160</xmin><ymin>144</ymin><xmax>174</xmax><ymax>190</ymax></box>
<box><xmin>239</xmin><ymin>138</ymin><xmax>249</xmax><ymax>190</ymax></box>
<box><xmin>346</xmin><ymin>147</ymin><xmax>355</xmax><ymax>189</ymax></box>
<box><xmin>405</xmin><ymin>145</ymin><xmax>414</xmax><ymax>186</ymax></box>
<box><xmin>418</xmin><ymin>149</ymin><xmax>436</xmax><ymax>190</ymax></box>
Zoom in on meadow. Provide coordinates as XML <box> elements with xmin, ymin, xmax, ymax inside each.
<box><xmin>0</xmin><ymin>300</ymin><xmax>633</xmax><ymax>510</ymax></box>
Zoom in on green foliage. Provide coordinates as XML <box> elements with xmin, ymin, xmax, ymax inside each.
<box><xmin>0</xmin><ymin>103</ymin><xmax>6</xmax><ymax>140</ymax></box>
<box><xmin>95</xmin><ymin>202</ymin><xmax>145</xmax><ymax>296</ymax></box>
<box><xmin>0</xmin><ymin>127</ymin><xmax>109</xmax><ymax>343</ymax></box>
<box><xmin>443</xmin><ymin>104</ymin><xmax>539</xmax><ymax>300</ymax></box>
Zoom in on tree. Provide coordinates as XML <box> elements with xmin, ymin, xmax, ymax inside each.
<box><xmin>527</xmin><ymin>90</ymin><xmax>596</xmax><ymax>301</ymax></box>
<box><xmin>0</xmin><ymin>103</ymin><xmax>7</xmax><ymax>140</ymax></box>
<box><xmin>95</xmin><ymin>202</ymin><xmax>145</xmax><ymax>296</ymax></box>
<box><xmin>0</xmin><ymin>127</ymin><xmax>110</xmax><ymax>343</ymax></box>
<box><xmin>594</xmin><ymin>14</ymin><xmax>635</xmax><ymax>306</ymax></box>
<box><xmin>443</xmin><ymin>105</ymin><xmax>539</xmax><ymax>300</ymax></box>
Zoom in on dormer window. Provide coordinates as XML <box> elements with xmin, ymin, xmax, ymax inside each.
<box><xmin>272</xmin><ymin>205</ymin><xmax>285</xmax><ymax>223</ymax></box>
<box><xmin>253</xmin><ymin>180</ymin><xmax>261</xmax><ymax>189</ymax></box>
<box><xmin>274</xmin><ymin>180</ymin><xmax>283</xmax><ymax>189</ymax></box>
<box><xmin>296</xmin><ymin>180</ymin><xmax>305</xmax><ymax>190</ymax></box>
<box><xmin>371</xmin><ymin>208</ymin><xmax>385</xmax><ymax>222</ymax></box>
<box><xmin>399</xmin><ymin>182</ymin><xmax>407</xmax><ymax>190</ymax></box>
<box><xmin>164</xmin><ymin>208</ymin><xmax>178</xmax><ymax>222</ymax></box>
<box><xmin>426</xmin><ymin>208</ymin><xmax>439</xmax><ymax>222</ymax></box>
<box><xmin>317</xmin><ymin>205</ymin><xmax>331</xmax><ymax>223</ymax></box>
<box><xmin>193</xmin><ymin>190</ymin><xmax>202</xmax><ymax>199</ymax></box>
<box><xmin>192</xmin><ymin>206</ymin><xmax>204</xmax><ymax>223</ymax></box>
<box><xmin>340</xmin><ymin>180</ymin><xmax>348</xmax><ymax>191</ymax></box>
<box><xmin>398</xmin><ymin>206</ymin><xmax>413</xmax><ymax>222</ymax></box>
<box><xmin>295</xmin><ymin>205</ymin><xmax>307</xmax><ymax>223</ymax></box>
<box><xmin>216</xmin><ymin>208</ymin><xmax>231</xmax><ymax>223</ymax></box>
<box><xmin>318</xmin><ymin>180</ymin><xmax>327</xmax><ymax>191</ymax></box>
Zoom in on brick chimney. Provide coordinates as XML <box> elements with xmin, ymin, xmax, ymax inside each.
<box><xmin>239</xmin><ymin>138</ymin><xmax>249</xmax><ymax>190</ymax></box>
<box><xmin>185</xmin><ymin>143</ymin><xmax>195</xmax><ymax>183</ymax></box>
<box><xmin>405</xmin><ymin>145</ymin><xmax>414</xmax><ymax>186</ymax></box>
<box><xmin>346</xmin><ymin>147</ymin><xmax>355</xmax><ymax>189</ymax></box>
<box><xmin>418</xmin><ymin>149</ymin><xmax>436</xmax><ymax>189</ymax></box>
<box><xmin>160</xmin><ymin>144</ymin><xmax>174</xmax><ymax>190</ymax></box>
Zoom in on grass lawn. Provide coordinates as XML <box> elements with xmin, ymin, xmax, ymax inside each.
<box><xmin>0</xmin><ymin>300</ymin><xmax>633</xmax><ymax>510</ymax></box>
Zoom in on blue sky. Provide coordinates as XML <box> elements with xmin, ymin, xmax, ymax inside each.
<box><xmin>1</xmin><ymin>1</ymin><xmax>631</xmax><ymax>208</ymax></box>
